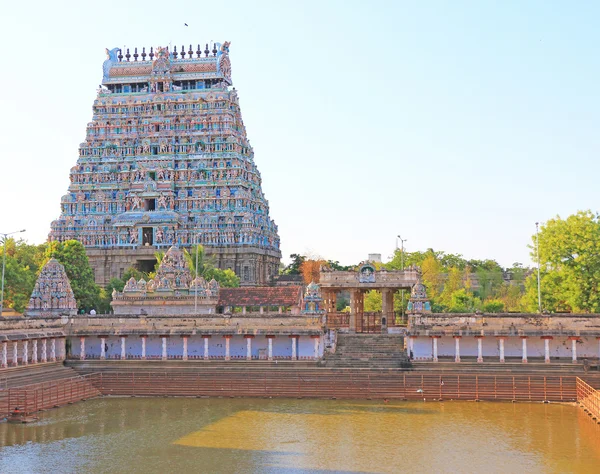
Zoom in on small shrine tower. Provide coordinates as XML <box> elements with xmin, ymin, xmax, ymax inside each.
<box><xmin>26</xmin><ymin>259</ymin><xmax>77</xmax><ymax>317</ymax></box>
<box><xmin>302</xmin><ymin>282</ymin><xmax>326</xmax><ymax>315</ymax></box>
<box><xmin>407</xmin><ymin>281</ymin><xmax>432</xmax><ymax>315</ymax></box>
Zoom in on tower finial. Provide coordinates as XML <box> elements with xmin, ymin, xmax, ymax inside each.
<box><xmin>196</xmin><ymin>44</ymin><xmax>201</xmax><ymax>58</ymax></box>
<box><xmin>141</xmin><ymin>47</ymin><xmax>146</xmax><ymax>61</ymax></box>
<box><xmin>125</xmin><ymin>48</ymin><xmax>131</xmax><ymax>62</ymax></box>
<box><xmin>205</xmin><ymin>43</ymin><xmax>209</xmax><ymax>57</ymax></box>
<box><xmin>133</xmin><ymin>47</ymin><xmax>139</xmax><ymax>62</ymax></box>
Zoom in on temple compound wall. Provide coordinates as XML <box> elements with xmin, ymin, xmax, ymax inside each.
<box><xmin>0</xmin><ymin>246</ymin><xmax>323</xmax><ymax>368</ymax></box>
<box><xmin>408</xmin><ymin>313</ymin><xmax>600</xmax><ymax>363</ymax></box>
<box><xmin>49</xmin><ymin>41</ymin><xmax>281</xmax><ymax>286</ymax></box>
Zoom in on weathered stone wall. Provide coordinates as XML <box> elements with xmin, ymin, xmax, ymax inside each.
<box><xmin>410</xmin><ymin>313</ymin><xmax>600</xmax><ymax>337</ymax></box>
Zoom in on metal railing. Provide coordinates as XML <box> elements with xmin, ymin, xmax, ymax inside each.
<box><xmin>90</xmin><ymin>371</ymin><xmax>582</xmax><ymax>402</ymax></box>
<box><xmin>327</xmin><ymin>312</ymin><xmax>407</xmax><ymax>333</ymax></box>
<box><xmin>0</xmin><ymin>373</ymin><xmax>101</xmax><ymax>418</ymax></box>
<box><xmin>576</xmin><ymin>377</ymin><xmax>600</xmax><ymax>422</ymax></box>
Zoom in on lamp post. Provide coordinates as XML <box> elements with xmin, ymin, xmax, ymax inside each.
<box><xmin>536</xmin><ymin>222</ymin><xmax>542</xmax><ymax>313</ymax></box>
<box><xmin>0</xmin><ymin>229</ymin><xmax>26</xmax><ymax>316</ymax></box>
<box><xmin>397</xmin><ymin>235</ymin><xmax>407</xmax><ymax>321</ymax></box>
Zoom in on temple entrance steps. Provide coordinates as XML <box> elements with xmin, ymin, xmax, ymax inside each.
<box><xmin>320</xmin><ymin>334</ymin><xmax>411</xmax><ymax>369</ymax></box>
<box><xmin>411</xmin><ymin>360</ymin><xmax>591</xmax><ymax>374</ymax></box>
<box><xmin>0</xmin><ymin>363</ymin><xmax>80</xmax><ymax>389</ymax></box>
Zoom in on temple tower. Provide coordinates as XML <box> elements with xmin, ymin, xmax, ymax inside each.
<box><xmin>50</xmin><ymin>42</ymin><xmax>281</xmax><ymax>286</ymax></box>
<box><xmin>26</xmin><ymin>258</ymin><xmax>77</xmax><ymax>317</ymax></box>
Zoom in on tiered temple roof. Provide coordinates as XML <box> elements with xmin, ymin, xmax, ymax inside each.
<box><xmin>49</xmin><ymin>42</ymin><xmax>281</xmax><ymax>286</ymax></box>
<box><xmin>26</xmin><ymin>259</ymin><xmax>77</xmax><ymax>317</ymax></box>
<box><xmin>111</xmin><ymin>246</ymin><xmax>219</xmax><ymax>315</ymax></box>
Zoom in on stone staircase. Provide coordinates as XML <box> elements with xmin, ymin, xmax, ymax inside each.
<box><xmin>0</xmin><ymin>363</ymin><xmax>80</xmax><ymax>389</ymax></box>
<box><xmin>320</xmin><ymin>333</ymin><xmax>411</xmax><ymax>368</ymax></box>
<box><xmin>411</xmin><ymin>360</ymin><xmax>590</xmax><ymax>374</ymax></box>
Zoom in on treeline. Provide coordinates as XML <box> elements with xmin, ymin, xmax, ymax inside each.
<box><xmin>2</xmin><ymin>211</ymin><xmax>598</xmax><ymax>314</ymax></box>
<box><xmin>282</xmin><ymin>210</ymin><xmax>600</xmax><ymax>314</ymax></box>
<box><xmin>0</xmin><ymin>240</ymin><xmax>239</xmax><ymax>314</ymax></box>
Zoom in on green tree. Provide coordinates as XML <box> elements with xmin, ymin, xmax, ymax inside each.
<box><xmin>45</xmin><ymin>240</ymin><xmax>100</xmax><ymax>312</ymax></box>
<box><xmin>204</xmin><ymin>267</ymin><xmax>240</xmax><ymax>288</ymax></box>
<box><xmin>0</xmin><ymin>239</ymin><xmax>47</xmax><ymax>313</ymax></box>
<box><xmin>481</xmin><ymin>299</ymin><xmax>505</xmax><ymax>313</ymax></box>
<box><xmin>282</xmin><ymin>254</ymin><xmax>306</xmax><ymax>275</ymax></box>
<box><xmin>439</xmin><ymin>267</ymin><xmax>464</xmax><ymax>308</ymax></box>
<box><xmin>184</xmin><ymin>245</ymin><xmax>217</xmax><ymax>277</ymax></box>
<box><xmin>531</xmin><ymin>211</ymin><xmax>600</xmax><ymax>312</ymax></box>
<box><xmin>363</xmin><ymin>290</ymin><xmax>382</xmax><ymax>312</ymax></box>
<box><xmin>184</xmin><ymin>245</ymin><xmax>239</xmax><ymax>288</ymax></box>
<box><xmin>448</xmin><ymin>289</ymin><xmax>481</xmax><ymax>313</ymax></box>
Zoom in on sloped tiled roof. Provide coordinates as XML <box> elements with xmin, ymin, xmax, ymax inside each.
<box><xmin>218</xmin><ymin>286</ymin><xmax>303</xmax><ymax>307</ymax></box>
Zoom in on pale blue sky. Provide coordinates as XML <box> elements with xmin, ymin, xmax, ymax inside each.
<box><xmin>1</xmin><ymin>0</ymin><xmax>598</xmax><ymax>267</ymax></box>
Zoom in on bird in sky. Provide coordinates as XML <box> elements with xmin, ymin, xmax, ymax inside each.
<box><xmin>184</xmin><ymin>23</ymin><xmax>188</xmax><ymax>26</ymax></box>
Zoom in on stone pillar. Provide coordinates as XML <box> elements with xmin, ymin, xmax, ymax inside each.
<box><xmin>454</xmin><ymin>336</ymin><xmax>461</xmax><ymax>363</ymax></box>
<box><xmin>120</xmin><ymin>336</ymin><xmax>127</xmax><ymax>360</ymax></box>
<box><xmin>498</xmin><ymin>337</ymin><xmax>505</xmax><ymax>363</ymax></box>
<box><xmin>381</xmin><ymin>289</ymin><xmax>390</xmax><ymax>329</ymax></box>
<box><xmin>161</xmin><ymin>336</ymin><xmax>168</xmax><ymax>360</ymax></box>
<box><xmin>42</xmin><ymin>339</ymin><xmax>48</xmax><ymax>363</ymax></box>
<box><xmin>408</xmin><ymin>336</ymin><xmax>416</xmax><ymax>359</ymax></box>
<box><xmin>311</xmin><ymin>335</ymin><xmax>320</xmax><ymax>360</ymax></box>
<box><xmin>475</xmin><ymin>336</ymin><xmax>483</xmax><ymax>363</ymax></box>
<box><xmin>203</xmin><ymin>336</ymin><xmax>210</xmax><ymax>360</ymax></box>
<box><xmin>431</xmin><ymin>336</ymin><xmax>439</xmax><ymax>362</ymax></box>
<box><xmin>242</xmin><ymin>306</ymin><xmax>247</xmax><ymax>315</ymax></box>
<box><xmin>383</xmin><ymin>289</ymin><xmax>395</xmax><ymax>327</ymax></box>
<box><xmin>12</xmin><ymin>341</ymin><xmax>18</xmax><ymax>366</ymax></box>
<box><xmin>245</xmin><ymin>335</ymin><xmax>253</xmax><ymax>360</ymax></box>
<box><xmin>349</xmin><ymin>289</ymin><xmax>359</xmax><ymax>333</ymax></box>
<box><xmin>50</xmin><ymin>338</ymin><xmax>56</xmax><ymax>362</ymax></box>
<box><xmin>543</xmin><ymin>337</ymin><xmax>551</xmax><ymax>364</ymax></box>
<box><xmin>259</xmin><ymin>306</ymin><xmax>264</xmax><ymax>314</ymax></box>
<box><xmin>100</xmin><ymin>337</ymin><xmax>106</xmax><ymax>360</ymax></box>
<box><xmin>1</xmin><ymin>342</ymin><xmax>7</xmax><ymax>368</ymax></box>
<box><xmin>23</xmin><ymin>340</ymin><xmax>28</xmax><ymax>365</ymax></box>
<box><xmin>79</xmin><ymin>337</ymin><xmax>86</xmax><ymax>361</ymax></box>
<box><xmin>290</xmin><ymin>335</ymin><xmax>298</xmax><ymax>361</ymax></box>
<box><xmin>267</xmin><ymin>336</ymin><xmax>274</xmax><ymax>361</ymax></box>
<box><xmin>224</xmin><ymin>335</ymin><xmax>231</xmax><ymax>361</ymax></box>
<box><xmin>32</xmin><ymin>339</ymin><xmax>38</xmax><ymax>364</ymax></box>
<box><xmin>278</xmin><ymin>306</ymin><xmax>283</xmax><ymax>314</ymax></box>
<box><xmin>521</xmin><ymin>337</ymin><xmax>528</xmax><ymax>363</ymax></box>
<box><xmin>570</xmin><ymin>337</ymin><xmax>579</xmax><ymax>363</ymax></box>
<box><xmin>182</xmin><ymin>336</ymin><xmax>188</xmax><ymax>361</ymax></box>
<box><xmin>141</xmin><ymin>336</ymin><xmax>147</xmax><ymax>360</ymax></box>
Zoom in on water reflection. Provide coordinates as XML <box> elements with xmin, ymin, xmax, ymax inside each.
<box><xmin>0</xmin><ymin>398</ymin><xmax>599</xmax><ymax>473</ymax></box>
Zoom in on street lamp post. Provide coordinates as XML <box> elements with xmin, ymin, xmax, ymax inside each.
<box><xmin>536</xmin><ymin>222</ymin><xmax>542</xmax><ymax>313</ymax></box>
<box><xmin>0</xmin><ymin>229</ymin><xmax>26</xmax><ymax>316</ymax></box>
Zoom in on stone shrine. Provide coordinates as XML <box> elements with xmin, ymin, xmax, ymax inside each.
<box><xmin>26</xmin><ymin>258</ymin><xmax>77</xmax><ymax>317</ymax></box>
<box><xmin>111</xmin><ymin>245</ymin><xmax>219</xmax><ymax>315</ymax></box>
<box><xmin>49</xmin><ymin>42</ymin><xmax>281</xmax><ymax>286</ymax></box>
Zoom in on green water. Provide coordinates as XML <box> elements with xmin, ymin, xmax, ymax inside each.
<box><xmin>0</xmin><ymin>398</ymin><xmax>599</xmax><ymax>473</ymax></box>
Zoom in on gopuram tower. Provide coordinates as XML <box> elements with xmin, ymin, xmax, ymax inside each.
<box><xmin>49</xmin><ymin>42</ymin><xmax>281</xmax><ymax>286</ymax></box>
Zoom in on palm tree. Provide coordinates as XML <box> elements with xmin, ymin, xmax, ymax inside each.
<box><xmin>183</xmin><ymin>245</ymin><xmax>216</xmax><ymax>278</ymax></box>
